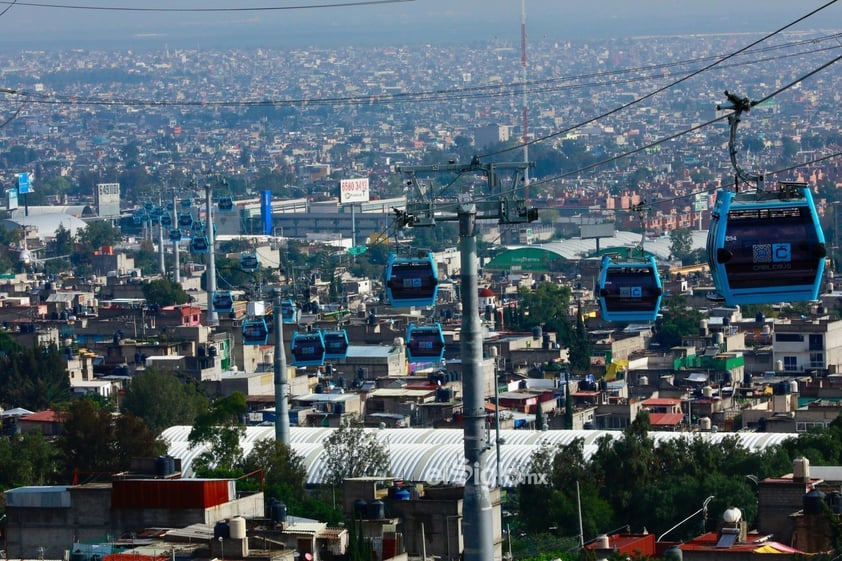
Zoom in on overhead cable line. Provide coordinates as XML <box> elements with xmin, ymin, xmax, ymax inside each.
<box><xmin>1</xmin><ymin>34</ymin><xmax>840</xmax><ymax>110</ymax></box>
<box><xmin>479</xmin><ymin>0</ymin><xmax>840</xmax><ymax>160</ymax></box>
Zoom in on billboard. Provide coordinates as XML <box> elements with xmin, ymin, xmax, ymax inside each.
<box><xmin>17</xmin><ymin>173</ymin><xmax>31</xmax><ymax>195</ymax></box>
<box><xmin>580</xmin><ymin>223</ymin><xmax>616</xmax><ymax>239</ymax></box>
<box><xmin>6</xmin><ymin>188</ymin><xmax>18</xmax><ymax>211</ymax></box>
<box><xmin>339</xmin><ymin>178</ymin><xmax>370</xmax><ymax>204</ymax></box>
<box><xmin>96</xmin><ymin>183</ymin><xmax>121</xmax><ymax>218</ymax></box>
<box><xmin>261</xmin><ymin>190</ymin><xmax>273</xmax><ymax>235</ymax></box>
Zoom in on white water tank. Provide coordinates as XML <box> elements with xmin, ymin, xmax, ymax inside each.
<box><xmin>723</xmin><ymin>507</ymin><xmax>742</xmax><ymax>524</ymax></box>
<box><xmin>699</xmin><ymin>417</ymin><xmax>712</xmax><ymax>431</ymax></box>
<box><xmin>230</xmin><ymin>516</ymin><xmax>247</xmax><ymax>539</ymax></box>
<box><xmin>775</xmin><ymin>360</ymin><xmax>784</xmax><ymax>372</ymax></box>
<box><xmin>639</xmin><ymin>375</ymin><xmax>649</xmax><ymax>386</ymax></box>
<box><xmin>702</xmin><ymin>386</ymin><xmax>713</xmax><ymax>398</ymax></box>
<box><xmin>394</xmin><ymin>337</ymin><xmax>404</xmax><ymax>346</ymax></box>
<box><xmin>596</xmin><ymin>534</ymin><xmax>610</xmax><ymax>549</ymax></box>
<box><xmin>790</xmin><ymin>380</ymin><xmax>799</xmax><ymax>394</ymax></box>
<box><xmin>794</xmin><ymin>456</ymin><xmax>811</xmax><ymax>481</ymax></box>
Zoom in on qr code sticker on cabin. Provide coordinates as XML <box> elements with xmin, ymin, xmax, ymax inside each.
<box><xmin>752</xmin><ymin>244</ymin><xmax>772</xmax><ymax>263</ymax></box>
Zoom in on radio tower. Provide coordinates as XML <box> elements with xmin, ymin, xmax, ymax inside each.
<box><xmin>521</xmin><ymin>0</ymin><xmax>529</xmax><ymax>200</ymax></box>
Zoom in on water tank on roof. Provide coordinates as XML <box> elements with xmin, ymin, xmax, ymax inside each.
<box><xmin>595</xmin><ymin>535</ymin><xmax>610</xmax><ymax>549</ymax></box>
<box><xmin>269</xmin><ymin>500</ymin><xmax>288</xmax><ymax>523</ymax></box>
<box><xmin>755</xmin><ymin>312</ymin><xmax>765</xmax><ymax>322</ymax></box>
<box><xmin>775</xmin><ymin>360</ymin><xmax>784</xmax><ymax>372</ymax></box>
<box><xmin>804</xmin><ymin>489</ymin><xmax>826</xmax><ymax>515</ymax></box>
<box><xmin>354</xmin><ymin>499</ymin><xmax>368</xmax><ymax>519</ymax></box>
<box><xmin>639</xmin><ymin>375</ymin><xmax>649</xmax><ymax>386</ymax></box>
<box><xmin>793</xmin><ymin>457</ymin><xmax>811</xmax><ymax>481</ymax></box>
<box><xmin>532</xmin><ymin>326</ymin><xmax>542</xmax><ymax>340</ymax></box>
<box><xmin>723</xmin><ymin>507</ymin><xmax>742</xmax><ymax>524</ymax></box>
<box><xmin>214</xmin><ymin>520</ymin><xmax>230</xmax><ymax>540</ymax></box>
<box><xmin>699</xmin><ymin>417</ymin><xmax>712</xmax><ymax>431</ymax></box>
<box><xmin>702</xmin><ymin>386</ymin><xmax>713</xmax><ymax>398</ymax></box>
<box><xmin>790</xmin><ymin>380</ymin><xmax>799</xmax><ymax>394</ymax></box>
<box><xmin>700</xmin><ymin>319</ymin><xmax>709</xmax><ymax>335</ymax></box>
<box><xmin>367</xmin><ymin>500</ymin><xmax>385</xmax><ymax>520</ymax></box>
<box><xmin>230</xmin><ymin>516</ymin><xmax>246</xmax><ymax>539</ymax></box>
<box><xmin>394</xmin><ymin>337</ymin><xmax>404</xmax><ymax>346</ymax></box>
<box><xmin>665</xmin><ymin>546</ymin><xmax>683</xmax><ymax>561</ymax></box>
<box><xmin>394</xmin><ymin>487</ymin><xmax>411</xmax><ymax>501</ymax></box>
<box><xmin>714</xmin><ymin>332</ymin><xmax>724</xmax><ymax>345</ymax></box>
<box><xmin>542</xmin><ymin>333</ymin><xmax>551</xmax><ymax>350</ymax></box>
<box><xmin>826</xmin><ymin>491</ymin><xmax>842</xmax><ymax>514</ymax></box>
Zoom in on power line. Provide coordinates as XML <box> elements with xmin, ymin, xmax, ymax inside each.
<box><xmin>479</xmin><ymin>0</ymin><xmax>841</xmax><ymax>161</ymax></box>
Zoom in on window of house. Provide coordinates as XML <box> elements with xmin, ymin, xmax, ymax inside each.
<box><xmin>775</xmin><ymin>333</ymin><xmax>804</xmax><ymax>342</ymax></box>
<box><xmin>809</xmin><ymin>334</ymin><xmax>824</xmax><ymax>351</ymax></box>
<box><xmin>783</xmin><ymin>356</ymin><xmax>798</xmax><ymax>372</ymax></box>
<box><xmin>810</xmin><ymin>352</ymin><xmax>824</xmax><ymax>369</ymax></box>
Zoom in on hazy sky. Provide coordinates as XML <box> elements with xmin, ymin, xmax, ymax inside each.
<box><xmin>1</xmin><ymin>0</ymin><xmax>840</xmax><ymax>50</ymax></box>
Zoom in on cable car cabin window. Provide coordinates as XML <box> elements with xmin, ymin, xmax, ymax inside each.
<box><xmin>178</xmin><ymin>213</ymin><xmax>193</xmax><ymax>228</ymax></box>
<box><xmin>323</xmin><ymin>330</ymin><xmax>349</xmax><ymax>360</ymax></box>
<box><xmin>212</xmin><ymin>291</ymin><xmax>234</xmax><ymax>314</ymax></box>
<box><xmin>719</xmin><ymin>206</ymin><xmax>823</xmax><ymax>290</ymax></box>
<box><xmin>386</xmin><ymin>257</ymin><xmax>439</xmax><ymax>307</ymax></box>
<box><xmin>242</xmin><ymin>320</ymin><xmax>269</xmax><ymax>346</ymax></box>
<box><xmin>169</xmin><ymin>229</ymin><xmax>182</xmax><ymax>242</ymax></box>
<box><xmin>600</xmin><ymin>267</ymin><xmax>662</xmax><ymax>313</ymax></box>
<box><xmin>406</xmin><ymin>325</ymin><xmax>445</xmax><ymax>362</ymax></box>
<box><xmin>281</xmin><ymin>300</ymin><xmax>297</xmax><ymax>324</ymax></box>
<box><xmin>241</xmin><ymin>254</ymin><xmax>259</xmax><ymax>272</ymax></box>
<box><xmin>191</xmin><ymin>236</ymin><xmax>210</xmax><ymax>254</ymax></box>
<box><xmin>291</xmin><ymin>333</ymin><xmax>326</xmax><ymax>366</ymax></box>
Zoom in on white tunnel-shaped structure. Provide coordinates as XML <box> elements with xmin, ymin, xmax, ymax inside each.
<box><xmin>161</xmin><ymin>426</ymin><xmax>796</xmax><ymax>486</ymax></box>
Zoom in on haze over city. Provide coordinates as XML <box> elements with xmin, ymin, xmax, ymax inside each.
<box><xmin>1</xmin><ymin>0</ymin><xmax>840</xmax><ymax>50</ymax></box>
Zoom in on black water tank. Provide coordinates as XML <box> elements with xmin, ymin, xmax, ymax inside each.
<box><xmin>532</xmin><ymin>326</ymin><xmax>542</xmax><ymax>340</ymax></box>
<box><xmin>542</xmin><ymin>333</ymin><xmax>551</xmax><ymax>350</ymax></box>
<box><xmin>367</xmin><ymin>500</ymin><xmax>385</xmax><ymax>520</ymax></box>
<box><xmin>214</xmin><ymin>520</ymin><xmax>230</xmax><ymax>539</ymax></box>
<box><xmin>804</xmin><ymin>489</ymin><xmax>826</xmax><ymax>515</ymax></box>
<box><xmin>354</xmin><ymin>499</ymin><xmax>368</xmax><ymax>519</ymax></box>
<box><xmin>269</xmin><ymin>500</ymin><xmax>288</xmax><ymax>523</ymax></box>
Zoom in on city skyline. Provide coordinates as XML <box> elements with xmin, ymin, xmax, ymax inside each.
<box><xmin>0</xmin><ymin>0</ymin><xmax>839</xmax><ymax>50</ymax></box>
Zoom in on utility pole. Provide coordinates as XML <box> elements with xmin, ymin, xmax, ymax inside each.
<box><xmin>204</xmin><ymin>178</ymin><xmax>219</xmax><ymax>326</ymax></box>
<box><xmin>172</xmin><ymin>189</ymin><xmax>181</xmax><ymax>284</ymax></box>
<box><xmin>273</xmin><ymin>287</ymin><xmax>290</xmax><ymax>445</ymax></box>
<box><xmin>396</xmin><ymin>157</ymin><xmax>536</xmax><ymax>561</ymax></box>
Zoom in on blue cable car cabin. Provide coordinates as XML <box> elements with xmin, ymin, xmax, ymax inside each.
<box><xmin>242</xmin><ymin>318</ymin><xmax>269</xmax><ymax>346</ymax></box>
<box><xmin>180</xmin><ymin>197</ymin><xmax>193</xmax><ymax>210</ymax></box>
<box><xmin>160</xmin><ymin>212</ymin><xmax>173</xmax><ymax>227</ymax></box>
<box><xmin>406</xmin><ymin>323</ymin><xmax>446</xmax><ymax>363</ymax></box>
<box><xmin>192</xmin><ymin>219</ymin><xmax>205</xmax><ymax>234</ymax></box>
<box><xmin>218</xmin><ymin>196</ymin><xmax>235</xmax><ymax>212</ymax></box>
<box><xmin>290</xmin><ymin>331</ymin><xmax>326</xmax><ymax>367</ymax></box>
<box><xmin>168</xmin><ymin>228</ymin><xmax>183</xmax><ymax>242</ymax></box>
<box><xmin>240</xmin><ymin>252</ymin><xmax>259</xmax><ymax>273</ymax></box>
<box><xmin>322</xmin><ymin>329</ymin><xmax>349</xmax><ymax>361</ymax></box>
<box><xmin>212</xmin><ymin>291</ymin><xmax>235</xmax><ymax>314</ymax></box>
<box><xmin>191</xmin><ymin>235</ymin><xmax>210</xmax><ymax>254</ymax></box>
<box><xmin>598</xmin><ymin>255</ymin><xmax>663</xmax><ymax>322</ymax></box>
<box><xmin>385</xmin><ymin>253</ymin><xmax>439</xmax><ymax>308</ymax></box>
<box><xmin>706</xmin><ymin>183</ymin><xmax>826</xmax><ymax>305</ymax></box>
<box><xmin>178</xmin><ymin>212</ymin><xmax>193</xmax><ymax>229</ymax></box>
<box><xmin>280</xmin><ymin>299</ymin><xmax>298</xmax><ymax>324</ymax></box>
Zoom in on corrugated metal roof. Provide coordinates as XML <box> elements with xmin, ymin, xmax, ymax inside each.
<box><xmin>162</xmin><ymin>426</ymin><xmax>795</xmax><ymax>485</ymax></box>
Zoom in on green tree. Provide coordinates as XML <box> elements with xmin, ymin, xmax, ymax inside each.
<box><xmin>142</xmin><ymin>278</ymin><xmax>189</xmax><ymax>308</ymax></box>
<box><xmin>322</xmin><ymin>417</ymin><xmax>390</xmax><ymax>485</ymax></box>
<box><xmin>240</xmin><ymin>439</ymin><xmax>307</xmax><ymax>506</ymax></box>
<box><xmin>654</xmin><ymin>296</ymin><xmax>704</xmax><ymax>349</ymax></box>
<box><xmin>0</xmin><ymin>337</ymin><xmax>72</xmax><ymax>410</ymax></box>
<box><xmin>510</xmin><ymin>283</ymin><xmax>572</xmax><ymax>336</ymax></box>
<box><xmin>0</xmin><ymin>431</ymin><xmax>59</xmax><ymax>489</ymax></box>
<box><xmin>188</xmin><ymin>392</ymin><xmax>248</xmax><ymax>475</ymax></box>
<box><xmin>76</xmin><ymin>220</ymin><xmax>121</xmax><ymax>252</ymax></box>
<box><xmin>669</xmin><ymin>227</ymin><xmax>693</xmax><ymax>263</ymax></box>
<box><xmin>121</xmin><ymin>368</ymin><xmax>208</xmax><ymax>435</ymax></box>
<box><xmin>56</xmin><ymin>400</ymin><xmax>163</xmax><ymax>482</ymax></box>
